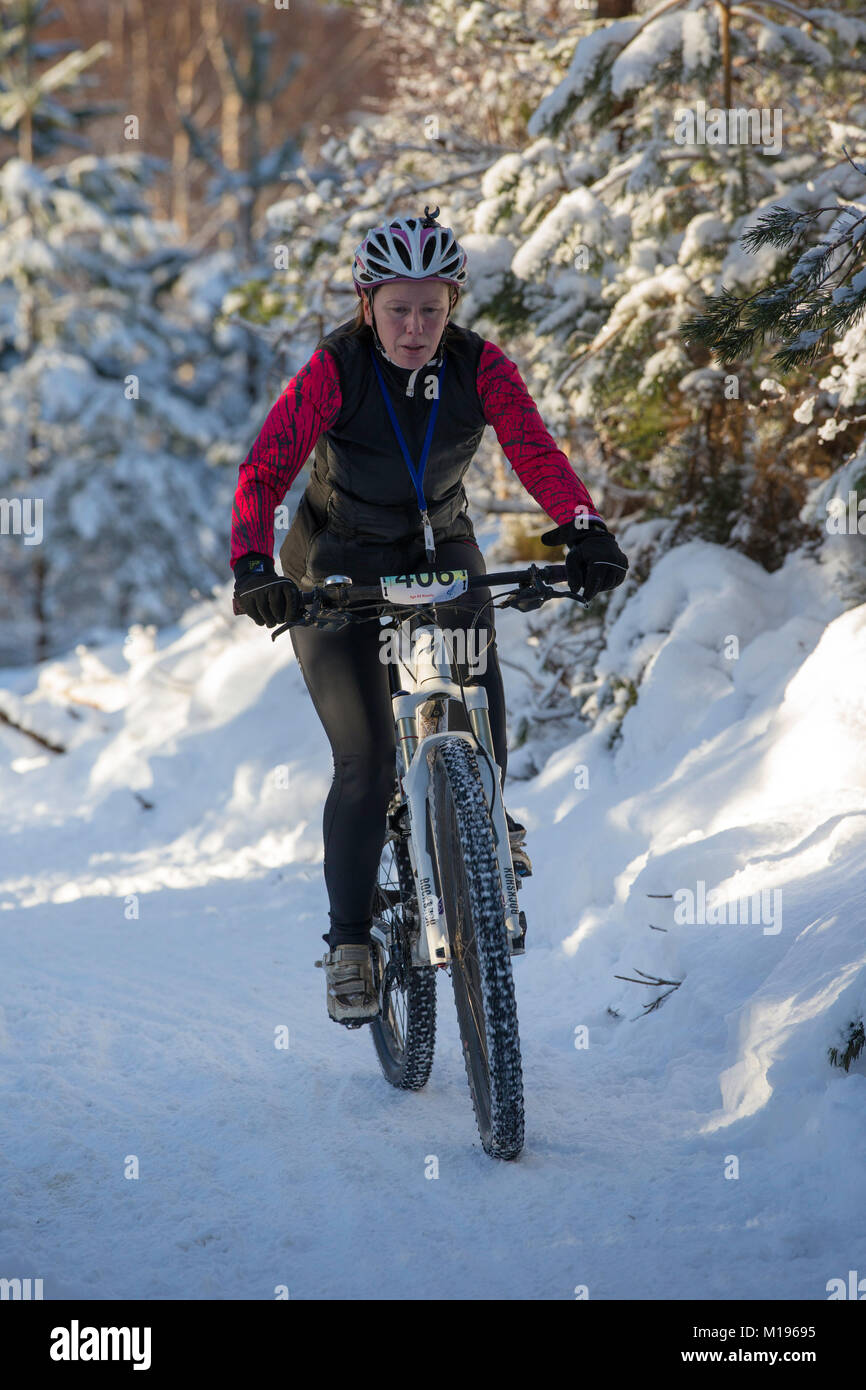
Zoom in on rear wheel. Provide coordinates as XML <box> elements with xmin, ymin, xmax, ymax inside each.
<box><xmin>370</xmin><ymin>786</ymin><xmax>437</xmax><ymax>1090</ymax></box>
<box><xmin>427</xmin><ymin>736</ymin><xmax>524</xmax><ymax>1160</ymax></box>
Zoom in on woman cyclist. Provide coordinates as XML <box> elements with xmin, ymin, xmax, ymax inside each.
<box><xmin>230</xmin><ymin>207</ymin><xmax>628</xmax><ymax>1025</ymax></box>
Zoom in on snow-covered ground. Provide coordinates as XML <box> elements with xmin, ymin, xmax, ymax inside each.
<box><xmin>1</xmin><ymin>538</ymin><xmax>865</xmax><ymax>1300</ymax></box>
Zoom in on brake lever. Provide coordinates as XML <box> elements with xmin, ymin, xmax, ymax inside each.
<box><xmin>270</xmin><ymin>593</ymin><xmax>356</xmax><ymax>639</ymax></box>
<box><xmin>496</xmin><ymin>566</ymin><xmax>550</xmax><ymax>612</ymax></box>
<box><xmin>498</xmin><ymin>591</ymin><xmax>546</xmax><ymax>613</ymax></box>
<box><xmin>496</xmin><ymin>587</ymin><xmax>591</xmax><ymax>613</ymax></box>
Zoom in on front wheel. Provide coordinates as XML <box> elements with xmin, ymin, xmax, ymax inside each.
<box><xmin>427</xmin><ymin>736</ymin><xmax>524</xmax><ymax>1160</ymax></box>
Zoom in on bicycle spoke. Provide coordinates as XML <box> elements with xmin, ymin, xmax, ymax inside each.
<box><xmin>370</xmin><ymin>790</ymin><xmax>437</xmax><ymax>1091</ymax></box>
<box><xmin>453</xmin><ymin>868</ymin><xmax>489</xmax><ymax>1073</ymax></box>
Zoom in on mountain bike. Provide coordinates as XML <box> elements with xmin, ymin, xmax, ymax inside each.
<box><xmin>271</xmin><ymin>561</ymin><xmax>586</xmax><ymax>1160</ymax></box>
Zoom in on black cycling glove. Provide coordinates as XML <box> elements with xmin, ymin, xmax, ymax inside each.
<box><xmin>233</xmin><ymin>553</ymin><xmax>302</xmax><ymax>627</ymax></box>
<box><xmin>541</xmin><ymin>517</ymin><xmax>629</xmax><ymax>602</ymax></box>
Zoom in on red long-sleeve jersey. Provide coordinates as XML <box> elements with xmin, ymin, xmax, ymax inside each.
<box><xmin>230</xmin><ymin>340</ymin><xmax>601</xmax><ymax>567</ymax></box>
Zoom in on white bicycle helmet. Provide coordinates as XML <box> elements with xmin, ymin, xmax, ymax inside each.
<box><xmin>352</xmin><ymin>206</ymin><xmax>469</xmax><ymax>295</ymax></box>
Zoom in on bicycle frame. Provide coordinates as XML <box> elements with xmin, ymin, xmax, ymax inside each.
<box><xmin>382</xmin><ymin>614</ymin><xmax>522</xmax><ymax>969</ymax></box>
<box><xmin>271</xmin><ymin>562</ymin><xmax>575</xmax><ymax>974</ymax></box>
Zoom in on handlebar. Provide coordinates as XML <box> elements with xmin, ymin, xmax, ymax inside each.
<box><xmin>267</xmin><ymin>562</ymin><xmax>587</xmax><ymax>640</ymax></box>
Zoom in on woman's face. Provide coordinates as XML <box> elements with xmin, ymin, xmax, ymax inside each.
<box><xmin>364</xmin><ymin>279</ymin><xmax>452</xmax><ymax>368</ymax></box>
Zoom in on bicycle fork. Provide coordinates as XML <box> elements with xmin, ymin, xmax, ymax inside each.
<box><xmin>388</xmin><ymin>626</ymin><xmax>526</xmax><ymax>967</ymax></box>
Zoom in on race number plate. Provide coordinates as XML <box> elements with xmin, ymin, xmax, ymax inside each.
<box><xmin>380</xmin><ymin>569</ymin><xmax>469</xmax><ymax>605</ymax></box>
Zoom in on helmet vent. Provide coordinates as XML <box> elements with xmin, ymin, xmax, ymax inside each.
<box><xmin>352</xmin><ymin>214</ymin><xmax>468</xmax><ymax>293</ymax></box>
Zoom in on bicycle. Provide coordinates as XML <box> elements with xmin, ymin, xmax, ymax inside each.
<box><xmin>271</xmin><ymin>561</ymin><xmax>587</xmax><ymax>1160</ymax></box>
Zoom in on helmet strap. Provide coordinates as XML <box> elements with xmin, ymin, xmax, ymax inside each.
<box><xmin>366</xmin><ymin>288</ymin><xmax>395</xmax><ymax>363</ymax></box>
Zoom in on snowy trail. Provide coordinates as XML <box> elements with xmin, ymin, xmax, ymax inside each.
<box><xmin>4</xmin><ymin>875</ymin><xmax>863</xmax><ymax>1300</ymax></box>
<box><xmin>2</xmin><ymin>541</ymin><xmax>865</xmax><ymax>1299</ymax></box>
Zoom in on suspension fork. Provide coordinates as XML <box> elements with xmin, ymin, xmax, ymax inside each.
<box><xmin>462</xmin><ymin>686</ymin><xmax>522</xmax><ymax>946</ymax></box>
<box><xmin>383</xmin><ymin>620</ymin><xmax>443</xmax><ymax>966</ymax></box>
<box><xmin>385</xmin><ymin>613</ymin><xmax>524</xmax><ymax>960</ymax></box>
<box><xmin>390</xmin><ymin>709</ymin><xmax>523</xmax><ymax>964</ymax></box>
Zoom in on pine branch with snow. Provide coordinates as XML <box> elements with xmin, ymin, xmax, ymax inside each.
<box><xmin>0</xmin><ymin>0</ymin><xmax>117</xmax><ymax>161</ymax></box>
<box><xmin>681</xmin><ymin>162</ymin><xmax>866</xmax><ymax>370</ymax></box>
<box><xmin>828</xmin><ymin>1017</ymin><xmax>865</xmax><ymax>1072</ymax></box>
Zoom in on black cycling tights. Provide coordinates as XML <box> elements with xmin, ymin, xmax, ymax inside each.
<box><xmin>289</xmin><ymin>539</ymin><xmax>508</xmax><ymax>948</ymax></box>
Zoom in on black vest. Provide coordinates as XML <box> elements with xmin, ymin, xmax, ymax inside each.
<box><xmin>279</xmin><ymin>319</ymin><xmax>487</xmax><ymax>586</ymax></box>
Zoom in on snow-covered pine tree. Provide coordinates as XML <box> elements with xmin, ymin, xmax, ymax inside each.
<box><xmin>682</xmin><ymin>149</ymin><xmax>866</xmax><ymax>578</ymax></box>
<box><xmin>0</xmin><ymin>5</ymin><xmax>242</xmax><ymax>664</ymax></box>
<box><xmin>465</xmin><ymin>0</ymin><xmax>866</xmax><ymax>566</ymax></box>
<box><xmin>0</xmin><ymin>154</ymin><xmax>244</xmax><ymax>665</ymax></box>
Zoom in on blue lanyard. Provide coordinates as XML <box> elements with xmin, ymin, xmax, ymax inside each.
<box><xmin>370</xmin><ymin>348</ymin><xmax>446</xmax><ymax>560</ymax></box>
